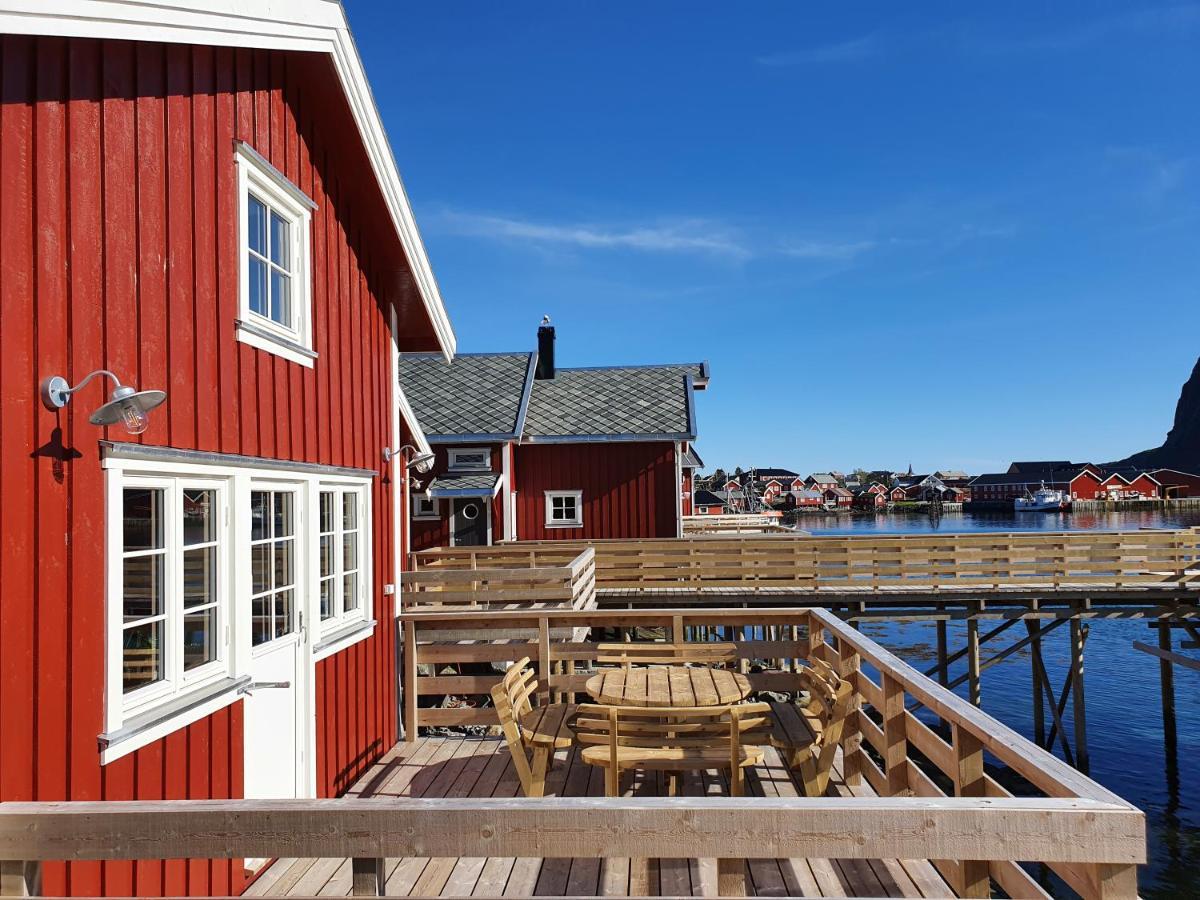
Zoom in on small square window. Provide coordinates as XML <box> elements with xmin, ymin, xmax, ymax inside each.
<box><xmin>235</xmin><ymin>143</ymin><xmax>317</xmax><ymax>368</ymax></box>
<box><xmin>544</xmin><ymin>490</ymin><xmax>582</xmax><ymax>528</ymax></box>
<box><xmin>412</xmin><ymin>494</ymin><xmax>440</xmax><ymax>521</ymax></box>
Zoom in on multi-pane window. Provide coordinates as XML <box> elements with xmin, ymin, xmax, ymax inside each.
<box><xmin>235</xmin><ymin>143</ymin><xmax>315</xmax><ymax>366</ymax></box>
<box><xmin>319</xmin><ymin>487</ymin><xmax>366</xmax><ymax>630</ymax></box>
<box><xmin>250</xmin><ymin>489</ymin><xmax>296</xmax><ymax>646</ymax></box>
<box><xmin>246</xmin><ymin>194</ymin><xmax>292</xmax><ymax>330</ymax></box>
<box><xmin>122</xmin><ymin>487</ymin><xmax>167</xmax><ymax>693</ymax></box>
<box><xmin>120</xmin><ymin>480</ymin><xmax>226</xmax><ymax>705</ymax></box>
<box><xmin>544</xmin><ymin>490</ymin><xmax>583</xmax><ymax>528</ymax></box>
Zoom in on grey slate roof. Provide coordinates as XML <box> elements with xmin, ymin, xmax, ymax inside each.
<box><xmin>807</xmin><ymin>473</ymin><xmax>837</xmax><ymax>483</ymax></box>
<box><xmin>427</xmin><ymin>472</ymin><xmax>501</xmax><ymax>498</ymax></box>
<box><xmin>523</xmin><ymin>365</ymin><xmax>697</xmax><ymax>440</ymax></box>
<box><xmin>693</xmin><ymin>489</ymin><xmax>725</xmax><ymax>506</ymax></box>
<box><xmin>398</xmin><ymin>353</ymin><xmax>532</xmax><ymax>439</ymax></box>
<box><xmin>681</xmin><ymin>447</ymin><xmax>705</xmax><ymax>469</ymax></box>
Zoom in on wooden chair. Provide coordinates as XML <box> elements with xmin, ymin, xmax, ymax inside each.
<box><xmin>595</xmin><ymin>641</ymin><xmax>738</xmax><ymax>669</ymax></box>
<box><xmin>757</xmin><ymin>661</ymin><xmax>854</xmax><ymax>797</ymax></box>
<box><xmin>490</xmin><ymin>657</ymin><xmax>576</xmax><ymax>797</ymax></box>
<box><xmin>574</xmin><ymin>702</ymin><xmax>771</xmax><ymax>796</ymax></box>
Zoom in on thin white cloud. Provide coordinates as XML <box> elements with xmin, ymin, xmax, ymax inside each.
<box><xmin>434</xmin><ymin>210</ymin><xmax>751</xmax><ymax>259</ymax></box>
<box><xmin>780</xmin><ymin>238</ymin><xmax>877</xmax><ymax>261</ymax></box>
<box><xmin>757</xmin><ymin>34</ymin><xmax>878</xmax><ymax>66</ymax></box>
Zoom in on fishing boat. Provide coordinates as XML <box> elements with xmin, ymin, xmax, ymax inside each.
<box><xmin>1014</xmin><ymin>483</ymin><xmax>1068</xmax><ymax>511</ymax></box>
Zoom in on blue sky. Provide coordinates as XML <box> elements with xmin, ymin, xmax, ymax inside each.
<box><xmin>348</xmin><ymin>2</ymin><xmax>1199</xmax><ymax>474</ymax></box>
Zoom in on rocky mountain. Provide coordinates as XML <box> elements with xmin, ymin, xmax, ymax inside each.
<box><xmin>1109</xmin><ymin>356</ymin><xmax>1200</xmax><ymax>471</ymax></box>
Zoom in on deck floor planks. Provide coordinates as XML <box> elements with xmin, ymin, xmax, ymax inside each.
<box><xmin>255</xmin><ymin>733</ymin><xmax>960</xmax><ymax>898</ymax></box>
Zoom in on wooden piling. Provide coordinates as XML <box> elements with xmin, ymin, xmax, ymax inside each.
<box><xmin>966</xmin><ymin>618</ymin><xmax>981</xmax><ymax>707</ymax></box>
<box><xmin>1070</xmin><ymin>617</ymin><xmax>1089</xmax><ymax>773</ymax></box>
<box><xmin>1027</xmin><ymin>620</ymin><xmax>1045</xmax><ymax>747</ymax></box>
<box><xmin>1158</xmin><ymin>621</ymin><xmax>1177</xmax><ymax>747</ymax></box>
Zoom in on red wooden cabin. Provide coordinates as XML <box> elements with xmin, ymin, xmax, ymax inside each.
<box><xmin>0</xmin><ymin>3</ymin><xmax>455</xmax><ymax>895</ymax></box>
<box><xmin>399</xmin><ymin>325</ymin><xmax>709</xmax><ymax>548</ymax></box>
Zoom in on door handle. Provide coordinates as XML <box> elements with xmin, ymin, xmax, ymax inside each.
<box><xmin>240</xmin><ymin>680</ymin><xmax>292</xmax><ymax>695</ymax></box>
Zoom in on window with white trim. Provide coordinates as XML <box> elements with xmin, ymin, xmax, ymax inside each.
<box><xmin>412</xmin><ymin>493</ymin><xmax>440</xmax><ymax>520</ymax></box>
<box><xmin>544</xmin><ymin>490</ymin><xmax>583</xmax><ymax>528</ymax></box>
<box><xmin>235</xmin><ymin>143</ymin><xmax>316</xmax><ymax>367</ymax></box>
<box><xmin>250</xmin><ymin>488</ymin><xmax>298</xmax><ymax>646</ymax></box>
<box><xmin>447</xmin><ymin>447</ymin><xmax>491</xmax><ymax>472</ymax></box>
<box><xmin>104</xmin><ymin>459</ymin><xmax>375</xmax><ymax>763</ymax></box>
<box><xmin>120</xmin><ymin>478</ymin><xmax>229</xmax><ymax>713</ymax></box>
<box><xmin>319</xmin><ymin>486</ymin><xmax>368</xmax><ymax>632</ymax></box>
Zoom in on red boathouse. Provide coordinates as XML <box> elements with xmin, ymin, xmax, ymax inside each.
<box><xmin>0</xmin><ymin>2</ymin><xmax>454</xmax><ymax>895</ymax></box>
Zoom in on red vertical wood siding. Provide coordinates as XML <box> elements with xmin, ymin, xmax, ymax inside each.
<box><xmin>514</xmin><ymin>442</ymin><xmax>677</xmax><ymax>541</ymax></box>
<box><xmin>1</xmin><ymin>36</ymin><xmax>409</xmax><ymax>895</ymax></box>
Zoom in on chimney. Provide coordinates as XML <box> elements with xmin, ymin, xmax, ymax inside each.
<box><xmin>536</xmin><ymin>316</ymin><xmax>556</xmax><ymax>379</ymax></box>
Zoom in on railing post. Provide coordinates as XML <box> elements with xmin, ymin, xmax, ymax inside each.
<box><xmin>1089</xmin><ymin>863</ymin><xmax>1139</xmax><ymax>899</ymax></box>
<box><xmin>402</xmin><ymin>619</ymin><xmax>418</xmax><ymax>742</ymax></box>
<box><xmin>0</xmin><ymin>860</ymin><xmax>40</xmax><ymax>897</ymax></box>
<box><xmin>806</xmin><ymin>613</ymin><xmax>825</xmax><ymax>662</ymax></box>
<box><xmin>879</xmin><ymin>673</ymin><xmax>908</xmax><ymax>796</ymax></box>
<box><xmin>966</xmin><ymin>617</ymin><xmax>982</xmax><ymax>706</ymax></box>
<box><xmin>717</xmin><ymin>857</ymin><xmax>747</xmax><ymax>896</ymax></box>
<box><xmin>952</xmin><ymin>723</ymin><xmax>989</xmax><ymax>897</ymax></box>
<box><xmin>538</xmin><ymin>616</ymin><xmax>552</xmax><ymax>701</ymax></box>
<box><xmin>351</xmin><ymin>857</ymin><xmax>385</xmax><ymax>896</ymax></box>
<box><xmin>837</xmin><ymin>634</ymin><xmax>862</xmax><ymax>786</ymax></box>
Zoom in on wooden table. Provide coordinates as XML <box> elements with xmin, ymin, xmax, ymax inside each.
<box><xmin>585</xmin><ymin>665</ymin><xmax>752</xmax><ymax>708</ymax></box>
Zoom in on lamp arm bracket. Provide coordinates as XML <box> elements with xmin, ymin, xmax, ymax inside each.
<box><xmin>64</xmin><ymin>369</ymin><xmax>122</xmax><ymax>396</ymax></box>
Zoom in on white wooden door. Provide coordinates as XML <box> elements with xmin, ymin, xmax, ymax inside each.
<box><xmin>243</xmin><ymin>487</ymin><xmax>308</xmax><ymax>799</ymax></box>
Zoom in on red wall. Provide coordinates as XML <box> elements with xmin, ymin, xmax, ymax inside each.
<box><xmin>514</xmin><ymin>442</ymin><xmax>678</xmax><ymax>540</ymax></box>
<box><xmin>0</xmin><ymin>36</ymin><xmax>407</xmax><ymax>895</ymax></box>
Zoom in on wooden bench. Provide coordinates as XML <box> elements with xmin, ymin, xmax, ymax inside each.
<box><xmin>595</xmin><ymin>641</ymin><xmax>738</xmax><ymax>668</ymax></box>
<box><xmin>491</xmin><ymin>657</ymin><xmax>576</xmax><ymax>797</ymax></box>
<box><xmin>574</xmin><ymin>702</ymin><xmax>771</xmax><ymax>796</ymax></box>
<box><xmin>753</xmin><ymin>660</ymin><xmax>853</xmax><ymax>797</ymax></box>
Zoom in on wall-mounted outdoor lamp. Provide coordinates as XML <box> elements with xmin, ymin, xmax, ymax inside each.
<box><xmin>383</xmin><ymin>444</ymin><xmax>435</xmax><ymax>473</ymax></box>
<box><xmin>40</xmin><ymin>370</ymin><xmax>167</xmax><ymax>435</ymax></box>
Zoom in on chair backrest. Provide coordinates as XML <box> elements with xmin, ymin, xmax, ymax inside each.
<box><xmin>594</xmin><ymin>641</ymin><xmax>738</xmax><ymax>669</ymax></box>
<box><xmin>491</xmin><ymin>656</ymin><xmax>539</xmax><ymax>735</ymax></box>
<box><xmin>797</xmin><ymin>662</ymin><xmax>853</xmax><ymax>745</ymax></box>
<box><xmin>490</xmin><ymin>657</ymin><xmax>541</xmax><ymax>795</ymax></box>
<box><xmin>574</xmin><ymin>702</ymin><xmax>772</xmax><ymax>756</ymax></box>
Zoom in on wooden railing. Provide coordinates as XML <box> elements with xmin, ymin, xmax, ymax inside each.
<box><xmin>805</xmin><ymin>607</ymin><xmax>1141</xmax><ymax>898</ymax></box>
<box><xmin>402</xmin><ymin>547</ymin><xmax>595</xmax><ymax>613</ymax></box>
<box><xmin>682</xmin><ymin>514</ymin><xmax>793</xmax><ymax>534</ymax></box>
<box><xmin>412</xmin><ymin>529</ymin><xmax>1200</xmax><ymax>591</ymax></box>
<box><xmin>1</xmin><ymin>605</ymin><xmax>1144</xmax><ymax>899</ymax></box>
<box><xmin>0</xmin><ymin>792</ymin><xmax>1142</xmax><ymax>898</ymax></box>
<box><xmin>393</xmin><ymin>604</ymin><xmax>1144</xmax><ymax>898</ymax></box>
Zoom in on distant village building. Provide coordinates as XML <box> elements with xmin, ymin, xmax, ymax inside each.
<box><xmin>806</xmin><ymin>473</ymin><xmax>839</xmax><ymax>492</ymax></box>
<box><xmin>693</xmin><ymin>488</ymin><xmax>727</xmax><ymax>515</ymax></box>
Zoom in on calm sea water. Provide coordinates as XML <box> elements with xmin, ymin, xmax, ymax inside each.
<box><xmin>804</xmin><ymin>509</ymin><xmax>1200</xmax><ymax>898</ymax></box>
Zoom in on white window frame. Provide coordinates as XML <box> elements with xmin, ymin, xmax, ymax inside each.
<box><xmin>102</xmin><ymin>455</ymin><xmax>374</xmax><ymax>763</ymax></box>
<box><xmin>447</xmin><ymin>447</ymin><xmax>491</xmax><ymax>472</ymax></box>
<box><xmin>544</xmin><ymin>490</ymin><xmax>583</xmax><ymax>528</ymax></box>
<box><xmin>114</xmin><ymin>475</ymin><xmax>232</xmax><ymax>720</ymax></box>
<box><xmin>235</xmin><ymin>142</ymin><xmax>317</xmax><ymax>368</ymax></box>
<box><xmin>318</xmin><ymin>483</ymin><xmax>370</xmax><ymax>638</ymax></box>
<box><xmin>411</xmin><ymin>493</ymin><xmax>440</xmax><ymax>521</ymax></box>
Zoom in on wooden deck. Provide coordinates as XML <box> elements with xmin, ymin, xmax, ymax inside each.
<box><xmin>247</xmin><ymin>736</ymin><xmax>956</xmax><ymax>898</ymax></box>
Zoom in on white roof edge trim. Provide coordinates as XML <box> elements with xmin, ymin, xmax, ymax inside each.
<box><xmin>1</xmin><ymin>0</ymin><xmax>456</xmax><ymax>361</ymax></box>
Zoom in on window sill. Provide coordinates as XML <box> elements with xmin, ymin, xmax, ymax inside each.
<box><xmin>545</xmin><ymin>522</ymin><xmax>583</xmax><ymax>529</ymax></box>
<box><xmin>235</xmin><ymin>319</ymin><xmax>316</xmax><ymax>368</ymax></box>
<box><xmin>313</xmin><ymin>618</ymin><xmax>377</xmax><ymax>661</ymax></box>
<box><xmin>99</xmin><ymin>675</ymin><xmax>250</xmax><ymax>765</ymax></box>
